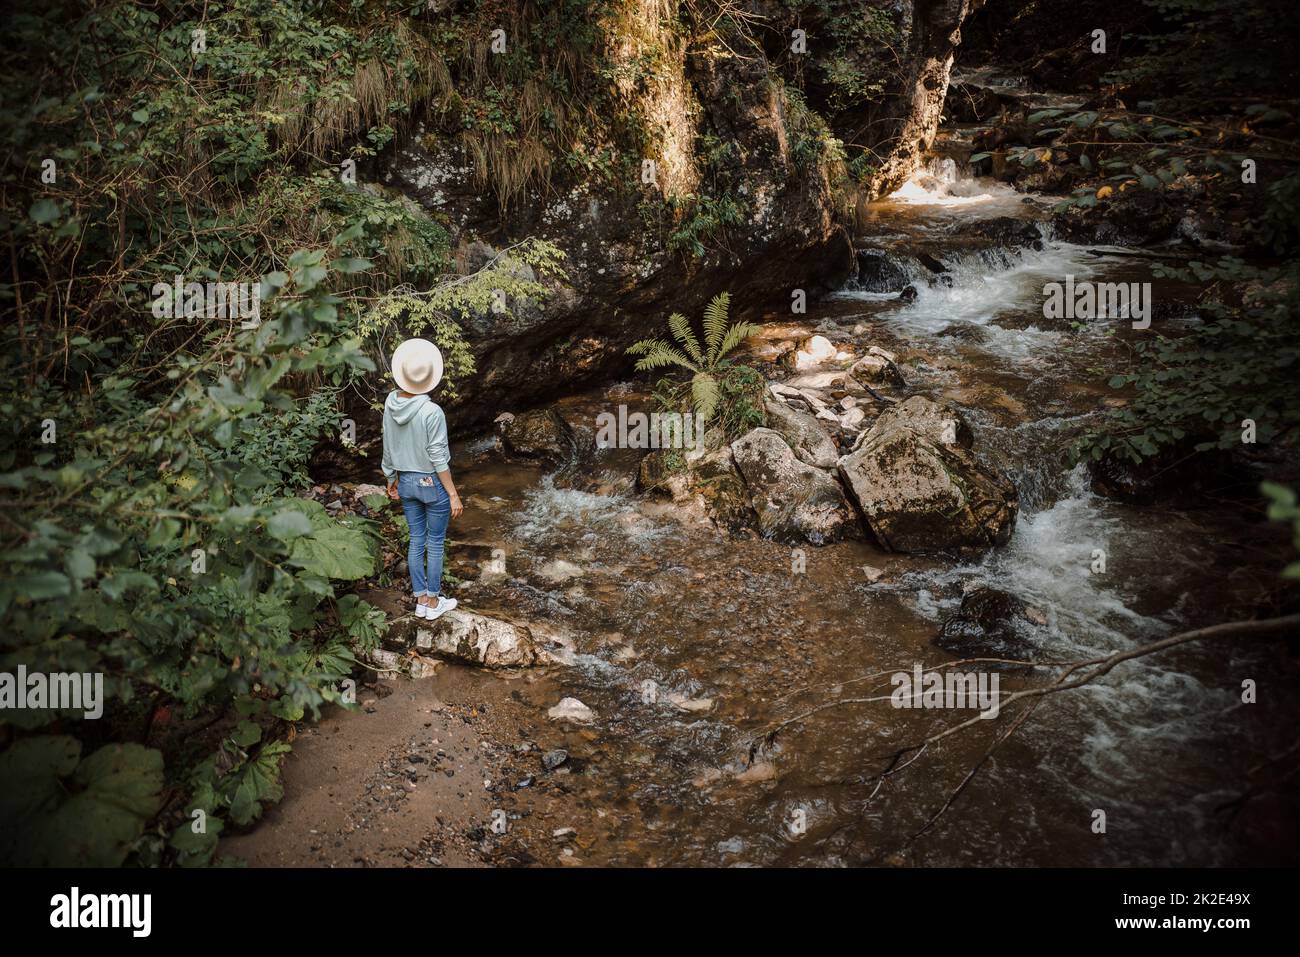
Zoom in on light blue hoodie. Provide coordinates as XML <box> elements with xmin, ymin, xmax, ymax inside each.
<box><xmin>381</xmin><ymin>391</ymin><xmax>450</xmax><ymax>480</ymax></box>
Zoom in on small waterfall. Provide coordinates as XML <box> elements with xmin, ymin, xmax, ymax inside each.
<box><xmin>890</xmin><ymin>156</ymin><xmax>1025</xmax><ymax>206</ymax></box>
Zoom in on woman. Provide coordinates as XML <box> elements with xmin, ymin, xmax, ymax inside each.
<box><xmin>381</xmin><ymin>338</ymin><xmax>463</xmax><ymax>620</ymax></box>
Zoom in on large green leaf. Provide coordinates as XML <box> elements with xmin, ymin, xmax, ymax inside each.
<box><xmin>276</xmin><ymin>498</ymin><xmax>377</xmax><ymax>580</ymax></box>
<box><xmin>225</xmin><ymin>742</ymin><xmax>291</xmax><ymax>825</ymax></box>
<box><xmin>0</xmin><ymin>736</ymin><xmax>164</xmax><ymax>866</ymax></box>
<box><xmin>169</xmin><ymin>810</ymin><xmax>224</xmax><ymax>867</ymax></box>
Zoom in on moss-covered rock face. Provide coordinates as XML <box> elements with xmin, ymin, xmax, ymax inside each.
<box><xmin>379</xmin><ymin>1</ymin><xmax>982</xmax><ymax>425</ymax></box>
<box><xmin>636</xmin><ymin>447</ymin><xmax>677</xmax><ymax>493</ymax></box>
<box><xmin>638</xmin><ymin>444</ymin><xmax>756</xmax><ymax>536</ymax></box>
<box><xmin>692</xmin><ymin>449</ymin><xmax>761</xmax><ymax>537</ymax></box>
<box><xmin>838</xmin><ymin>397</ymin><xmax>1017</xmax><ymax>553</ymax></box>
<box><xmin>763</xmin><ymin>397</ymin><xmax>840</xmax><ymax>469</ymax></box>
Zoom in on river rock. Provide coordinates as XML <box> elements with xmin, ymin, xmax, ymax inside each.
<box><xmin>958</xmin><ymin>216</ymin><xmax>1045</xmax><ymax>250</ymax></box>
<box><xmin>763</xmin><ymin>397</ymin><xmax>839</xmax><ymax>468</ymax></box>
<box><xmin>664</xmin><ymin>691</ymin><xmax>715</xmax><ymax>713</ymax></box>
<box><xmin>768</xmin><ymin>381</ymin><xmax>840</xmax><ymax>418</ymax></box>
<box><xmin>368</xmin><ymin>649</ymin><xmax>404</xmax><ymax>672</ymax></box>
<box><xmin>417</xmin><ymin>609</ymin><xmax>541</xmax><ymax>668</ymax></box>
<box><xmin>637</xmin><ymin>447</ymin><xmax>680</xmax><ymax>493</ymax></box>
<box><xmin>789</xmin><ymin>334</ymin><xmax>840</xmax><ymax>370</ymax></box>
<box><xmin>867</xmin><ymin>395</ymin><xmax>973</xmax><ymax>449</ymax></box>
<box><xmin>638</xmin><ymin>444</ymin><xmax>756</xmax><ymax>535</ymax></box>
<box><xmin>1052</xmin><ymin>187</ymin><xmax>1182</xmax><ymax>247</ymax></box>
<box><xmin>782</xmin><ymin>371</ymin><xmax>851</xmax><ymax>397</ymax></box>
<box><xmin>690</xmin><ymin>446</ymin><xmax>757</xmax><ymax>534</ymax></box>
<box><xmin>731</xmin><ymin>428</ymin><xmax>858</xmax><ymax>545</ymax></box>
<box><xmin>935</xmin><ymin>587</ymin><xmax>1038</xmax><ymax>659</ymax></box>
<box><xmin>734</xmin><ymin>760</ymin><xmax>778</xmax><ymax>784</ymax></box>
<box><xmin>408</xmin><ymin>655</ymin><xmax>442</xmax><ymax>679</ymax></box>
<box><xmin>495</xmin><ymin>409</ymin><xmax>577</xmax><ymax>464</ymax></box>
<box><xmin>548</xmin><ymin>697</ymin><xmax>596</xmax><ymax>724</ymax></box>
<box><xmin>854</xmin><ymin>248</ymin><xmax>912</xmax><ymax>292</ymax></box>
<box><xmin>849</xmin><ymin>347</ymin><xmax>906</xmax><ymax>388</ymax></box>
<box><xmin>538</xmin><ymin>558</ymin><xmax>584</xmax><ymax>582</ymax></box>
<box><xmin>837</xmin><ymin>398</ymin><xmax>1016</xmax><ymax>553</ymax></box>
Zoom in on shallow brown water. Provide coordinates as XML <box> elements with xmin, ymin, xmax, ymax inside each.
<box><xmin>255</xmin><ymin>161</ymin><xmax>1299</xmax><ymax>868</ymax></box>
<box><xmin>444</xmin><ymin>164</ymin><xmax>1297</xmax><ymax>866</ymax></box>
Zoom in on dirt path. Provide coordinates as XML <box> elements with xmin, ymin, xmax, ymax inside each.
<box><xmin>220</xmin><ymin>655</ymin><xmax>555</xmax><ymax>867</ymax></box>
<box><xmin>221</xmin><ymin>668</ymin><xmax>483</xmax><ymax>866</ymax></box>
<box><xmin>220</xmin><ymin>601</ymin><xmax>617</xmax><ymax>869</ymax></box>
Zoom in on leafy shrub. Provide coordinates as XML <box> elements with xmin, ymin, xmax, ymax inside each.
<box><xmin>1261</xmin><ymin>482</ymin><xmax>1300</xmax><ymax>580</ymax></box>
<box><xmin>354</xmin><ymin>237</ymin><xmax>566</xmax><ymax>400</ymax></box>
<box><xmin>653</xmin><ymin>364</ymin><xmax>766</xmax><ymax>445</ymax></box>
<box><xmin>235</xmin><ymin>390</ymin><xmax>343</xmax><ymax>490</ymax></box>
<box><xmin>0</xmin><ymin>0</ymin><xmax>464</xmax><ymax>865</ymax></box>
<box><xmin>665</xmin><ymin>192</ymin><xmax>747</xmax><ymax>261</ymax></box>
<box><xmin>0</xmin><ymin>245</ymin><xmax>391</xmax><ymax>865</ymax></box>
<box><xmin>1076</xmin><ymin>259</ymin><xmax>1300</xmax><ymax>464</ymax></box>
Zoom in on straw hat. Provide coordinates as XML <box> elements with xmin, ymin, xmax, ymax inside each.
<box><xmin>390</xmin><ymin>338</ymin><xmax>443</xmax><ymax>395</ymax></box>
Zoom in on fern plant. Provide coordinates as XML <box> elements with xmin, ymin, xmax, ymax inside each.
<box><xmin>626</xmin><ymin>292</ymin><xmax>760</xmax><ymax>423</ymax></box>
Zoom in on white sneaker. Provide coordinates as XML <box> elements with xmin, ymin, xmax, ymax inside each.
<box><xmin>414</xmin><ymin>603</ymin><xmax>430</xmax><ymax>619</ymax></box>
<box><xmin>426</xmin><ymin>596</ymin><xmax>458</xmax><ymax>621</ymax></box>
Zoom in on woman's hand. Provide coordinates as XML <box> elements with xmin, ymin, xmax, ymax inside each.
<box><xmin>449</xmin><ymin>493</ymin><xmax>463</xmax><ymax>520</ymax></box>
<box><xmin>386</xmin><ymin>480</ymin><xmax>399</xmax><ymax>501</ymax></box>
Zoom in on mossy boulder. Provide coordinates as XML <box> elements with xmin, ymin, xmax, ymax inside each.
<box><xmin>838</xmin><ymin>398</ymin><xmax>1016</xmax><ymax>553</ymax></box>
<box><xmin>495</xmin><ymin>409</ymin><xmax>577</xmax><ymax>465</ymax></box>
<box><xmin>731</xmin><ymin>428</ymin><xmax>859</xmax><ymax>545</ymax></box>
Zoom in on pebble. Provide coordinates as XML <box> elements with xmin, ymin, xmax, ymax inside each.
<box><xmin>548</xmin><ymin>697</ymin><xmax>597</xmax><ymax>724</ymax></box>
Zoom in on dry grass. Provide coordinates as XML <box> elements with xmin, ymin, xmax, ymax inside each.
<box><xmin>438</xmin><ymin>0</ymin><xmax>698</xmax><ymax>211</ymax></box>
<box><xmin>262</xmin><ymin>16</ymin><xmax>438</xmax><ymax>157</ymax></box>
<box><xmin>249</xmin><ymin>1</ymin><xmax>699</xmax><ymax>213</ymax></box>
<box><xmin>444</xmin><ymin>1</ymin><xmax>590</xmax><ymax>211</ymax></box>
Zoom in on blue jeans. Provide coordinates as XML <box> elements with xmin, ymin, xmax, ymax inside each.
<box><xmin>397</xmin><ymin>472</ymin><xmax>450</xmax><ymax>598</ymax></box>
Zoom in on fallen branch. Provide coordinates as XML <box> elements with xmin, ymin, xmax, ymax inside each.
<box><xmin>749</xmin><ymin>613</ymin><xmax>1300</xmax><ymax>846</ymax></box>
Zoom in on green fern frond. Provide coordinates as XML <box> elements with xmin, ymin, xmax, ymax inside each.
<box><xmin>702</xmin><ymin>292</ymin><xmax>730</xmax><ymax>358</ymax></box>
<box><xmin>712</xmin><ymin>320</ymin><xmax>762</xmax><ymax>363</ymax></box>
<box><xmin>691</xmin><ymin>371</ymin><xmax>720</xmax><ymax>423</ymax></box>
<box><xmin>667</xmin><ymin>312</ymin><xmax>704</xmax><ymax>364</ymax></box>
<box><xmin>632</xmin><ymin>341</ymin><xmax>698</xmax><ymax>373</ymax></box>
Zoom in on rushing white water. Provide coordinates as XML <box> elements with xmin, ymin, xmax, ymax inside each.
<box><xmin>835</xmin><ymin>239</ymin><xmax>1123</xmax><ymax>360</ymax></box>
<box><xmin>890</xmin><ymin>156</ymin><xmax>1030</xmax><ymax>208</ymax></box>
<box><xmin>891</xmin><ymin>451</ymin><xmax>1243</xmax><ymax>863</ymax></box>
<box><xmin>850</xmin><ymin>162</ymin><xmax>1252</xmax><ymax>861</ymax></box>
<box><xmin>907</xmin><ymin>466</ymin><xmax>1166</xmax><ymax>645</ymax></box>
<box><xmin>511</xmin><ymin>473</ymin><xmax>668</xmax><ymax>549</ymax></box>
<box><xmin>834</xmin><ymin>159</ymin><xmax>1143</xmax><ymax>363</ymax></box>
